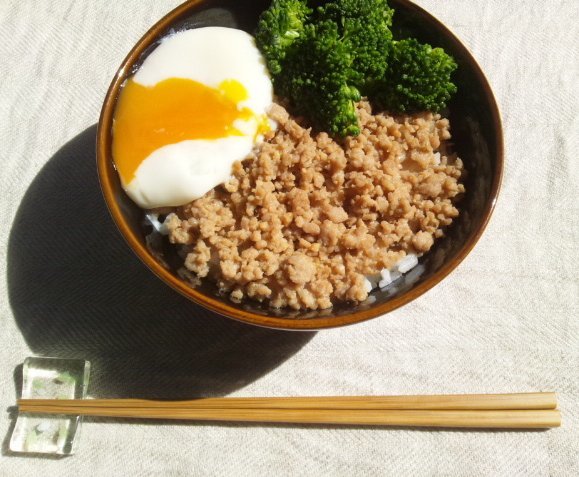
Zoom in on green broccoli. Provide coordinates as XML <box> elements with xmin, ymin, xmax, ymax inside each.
<box><xmin>277</xmin><ymin>21</ymin><xmax>361</xmax><ymax>136</ymax></box>
<box><xmin>375</xmin><ymin>38</ymin><xmax>458</xmax><ymax>113</ymax></box>
<box><xmin>254</xmin><ymin>0</ymin><xmax>312</xmax><ymax>76</ymax></box>
<box><xmin>315</xmin><ymin>0</ymin><xmax>394</xmax><ymax>93</ymax></box>
<box><xmin>255</xmin><ymin>0</ymin><xmax>458</xmax><ymax>137</ymax></box>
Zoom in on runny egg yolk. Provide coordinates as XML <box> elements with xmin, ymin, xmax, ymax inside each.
<box><xmin>113</xmin><ymin>77</ymin><xmax>255</xmax><ymax>186</ymax></box>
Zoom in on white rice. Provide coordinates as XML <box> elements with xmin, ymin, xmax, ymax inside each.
<box><xmin>367</xmin><ymin>253</ymin><xmax>421</xmax><ymax>292</ymax></box>
<box><xmin>145</xmin><ymin>213</ymin><xmax>171</xmax><ymax>235</ymax></box>
<box><xmin>397</xmin><ymin>254</ymin><xmax>419</xmax><ymax>274</ymax></box>
<box><xmin>364</xmin><ymin>278</ymin><xmax>373</xmax><ymax>293</ymax></box>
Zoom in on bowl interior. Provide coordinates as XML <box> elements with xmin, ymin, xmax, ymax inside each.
<box><xmin>97</xmin><ymin>0</ymin><xmax>502</xmax><ymax>328</ymax></box>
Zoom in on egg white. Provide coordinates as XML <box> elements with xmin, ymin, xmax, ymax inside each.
<box><xmin>126</xmin><ymin>137</ymin><xmax>254</xmax><ymax>209</ymax></box>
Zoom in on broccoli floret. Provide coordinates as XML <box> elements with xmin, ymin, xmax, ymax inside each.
<box><xmin>316</xmin><ymin>0</ymin><xmax>394</xmax><ymax>93</ymax></box>
<box><xmin>255</xmin><ymin>0</ymin><xmax>458</xmax><ymax>137</ymax></box>
<box><xmin>376</xmin><ymin>38</ymin><xmax>458</xmax><ymax>113</ymax></box>
<box><xmin>277</xmin><ymin>21</ymin><xmax>361</xmax><ymax>136</ymax></box>
<box><xmin>255</xmin><ymin>0</ymin><xmax>312</xmax><ymax>76</ymax></box>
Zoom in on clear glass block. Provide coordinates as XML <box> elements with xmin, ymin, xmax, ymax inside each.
<box><xmin>10</xmin><ymin>357</ymin><xmax>90</xmax><ymax>455</ymax></box>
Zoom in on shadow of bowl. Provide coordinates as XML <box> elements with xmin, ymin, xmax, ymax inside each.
<box><xmin>7</xmin><ymin>125</ymin><xmax>315</xmax><ymax>399</ymax></box>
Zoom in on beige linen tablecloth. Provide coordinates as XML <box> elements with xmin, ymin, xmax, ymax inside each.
<box><xmin>1</xmin><ymin>1</ymin><xmax>578</xmax><ymax>475</ymax></box>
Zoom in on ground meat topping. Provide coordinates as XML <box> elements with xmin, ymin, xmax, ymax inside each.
<box><xmin>165</xmin><ymin>101</ymin><xmax>464</xmax><ymax>310</ymax></box>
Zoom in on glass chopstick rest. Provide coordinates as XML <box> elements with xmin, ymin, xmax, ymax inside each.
<box><xmin>9</xmin><ymin>357</ymin><xmax>90</xmax><ymax>455</ymax></box>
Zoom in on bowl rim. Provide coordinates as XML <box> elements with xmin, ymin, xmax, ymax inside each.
<box><xmin>96</xmin><ymin>0</ymin><xmax>504</xmax><ymax>331</ymax></box>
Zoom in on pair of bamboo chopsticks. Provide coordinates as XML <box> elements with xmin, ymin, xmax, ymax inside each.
<box><xmin>18</xmin><ymin>392</ymin><xmax>561</xmax><ymax>429</ymax></box>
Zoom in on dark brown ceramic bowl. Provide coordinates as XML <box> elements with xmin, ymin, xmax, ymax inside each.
<box><xmin>97</xmin><ymin>0</ymin><xmax>503</xmax><ymax>330</ymax></box>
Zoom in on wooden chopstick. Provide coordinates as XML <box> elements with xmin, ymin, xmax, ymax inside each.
<box><xmin>16</xmin><ymin>404</ymin><xmax>561</xmax><ymax>428</ymax></box>
<box><xmin>17</xmin><ymin>393</ymin><xmax>561</xmax><ymax>429</ymax></box>
<box><xmin>19</xmin><ymin>392</ymin><xmax>557</xmax><ymax>411</ymax></box>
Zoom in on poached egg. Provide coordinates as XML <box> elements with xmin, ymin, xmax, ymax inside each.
<box><xmin>112</xmin><ymin>27</ymin><xmax>274</xmax><ymax>209</ymax></box>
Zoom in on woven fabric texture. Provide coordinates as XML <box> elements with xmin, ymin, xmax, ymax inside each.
<box><xmin>0</xmin><ymin>1</ymin><xmax>578</xmax><ymax>475</ymax></box>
